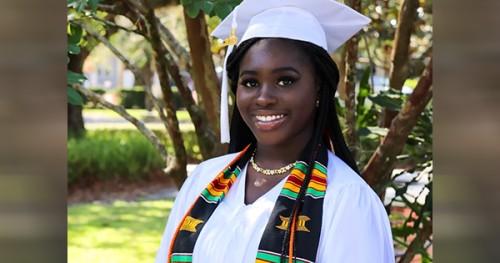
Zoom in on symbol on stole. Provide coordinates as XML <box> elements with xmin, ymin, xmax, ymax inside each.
<box><xmin>180</xmin><ymin>216</ymin><xmax>204</xmax><ymax>233</ymax></box>
<box><xmin>276</xmin><ymin>215</ymin><xmax>311</xmax><ymax>232</ymax></box>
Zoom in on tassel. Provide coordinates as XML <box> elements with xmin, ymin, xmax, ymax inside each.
<box><xmin>220</xmin><ymin>44</ymin><xmax>233</xmax><ymax>143</ymax></box>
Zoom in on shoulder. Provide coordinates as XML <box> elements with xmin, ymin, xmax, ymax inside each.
<box><xmin>323</xmin><ymin>150</ymin><xmax>384</xmax><ymax>210</ymax></box>
<box><xmin>192</xmin><ymin>152</ymin><xmax>241</xmax><ymax>176</ymax></box>
<box><xmin>177</xmin><ymin>152</ymin><xmax>240</xmax><ymax>199</ymax></box>
<box><xmin>318</xmin><ymin>152</ymin><xmax>395</xmax><ymax>262</ymax></box>
<box><xmin>325</xmin><ymin>150</ymin><xmax>368</xmax><ymax>189</ymax></box>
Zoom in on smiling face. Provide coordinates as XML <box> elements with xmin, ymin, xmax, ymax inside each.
<box><xmin>236</xmin><ymin>38</ymin><xmax>318</xmax><ymax>148</ymax></box>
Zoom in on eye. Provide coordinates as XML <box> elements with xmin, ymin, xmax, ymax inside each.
<box><xmin>240</xmin><ymin>78</ymin><xmax>259</xmax><ymax>88</ymax></box>
<box><xmin>277</xmin><ymin>77</ymin><xmax>296</xmax><ymax>87</ymax></box>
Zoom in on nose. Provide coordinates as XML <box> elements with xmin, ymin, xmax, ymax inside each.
<box><xmin>255</xmin><ymin>83</ymin><xmax>277</xmax><ymax>107</ymax></box>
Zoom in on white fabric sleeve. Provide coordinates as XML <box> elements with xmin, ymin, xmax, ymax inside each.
<box><xmin>154</xmin><ymin>163</ymin><xmax>205</xmax><ymax>263</ymax></box>
<box><xmin>316</xmin><ymin>183</ymin><xmax>395</xmax><ymax>263</ymax></box>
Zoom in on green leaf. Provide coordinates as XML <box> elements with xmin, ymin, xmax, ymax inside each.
<box><xmin>88</xmin><ymin>0</ymin><xmax>99</xmax><ymax>11</ymax></box>
<box><xmin>76</xmin><ymin>0</ymin><xmax>87</xmax><ymax>12</ymax></box>
<box><xmin>356</xmin><ymin>67</ymin><xmax>372</xmax><ymax>123</ymax></box>
<box><xmin>228</xmin><ymin>0</ymin><xmax>242</xmax><ymax>6</ymax></box>
<box><xmin>202</xmin><ymin>1</ymin><xmax>215</xmax><ymax>15</ymax></box>
<box><xmin>213</xmin><ymin>3</ymin><xmax>233</xmax><ymax>19</ymax></box>
<box><xmin>359</xmin><ymin>67</ymin><xmax>371</xmax><ymax>94</ymax></box>
<box><xmin>68</xmin><ymin>43</ymin><xmax>81</xmax><ymax>54</ymax></box>
<box><xmin>185</xmin><ymin>1</ymin><xmax>203</xmax><ymax>18</ymax></box>
<box><xmin>357</xmin><ymin>127</ymin><xmax>371</xmax><ymax>137</ymax></box>
<box><xmin>67</xmin><ymin>71</ymin><xmax>87</xmax><ymax>85</ymax></box>
<box><xmin>391</xmin><ymin>226</ymin><xmax>416</xmax><ymax>238</ymax></box>
<box><xmin>185</xmin><ymin>6</ymin><xmax>199</xmax><ymax>18</ymax></box>
<box><xmin>180</xmin><ymin>0</ymin><xmax>193</xmax><ymax>5</ymax></box>
<box><xmin>68</xmin><ymin>24</ymin><xmax>83</xmax><ymax>45</ymax></box>
<box><xmin>368</xmin><ymin>93</ymin><xmax>402</xmax><ymax>111</ymax></box>
<box><xmin>68</xmin><ymin>87</ymin><xmax>84</xmax><ymax>105</ymax></box>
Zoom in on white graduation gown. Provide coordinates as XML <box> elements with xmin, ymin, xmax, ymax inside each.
<box><xmin>155</xmin><ymin>151</ymin><xmax>395</xmax><ymax>263</ymax></box>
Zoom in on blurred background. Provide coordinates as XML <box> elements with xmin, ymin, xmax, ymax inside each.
<box><xmin>66</xmin><ymin>0</ymin><xmax>433</xmax><ymax>262</ymax></box>
<box><xmin>1</xmin><ymin>0</ymin><xmax>499</xmax><ymax>262</ymax></box>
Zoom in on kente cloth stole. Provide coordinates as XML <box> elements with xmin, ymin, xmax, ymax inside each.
<box><xmin>168</xmin><ymin>144</ymin><xmax>328</xmax><ymax>263</ymax></box>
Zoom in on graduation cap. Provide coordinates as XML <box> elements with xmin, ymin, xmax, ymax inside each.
<box><xmin>211</xmin><ymin>0</ymin><xmax>371</xmax><ymax>143</ymax></box>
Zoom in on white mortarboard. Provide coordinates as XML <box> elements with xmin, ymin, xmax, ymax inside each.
<box><xmin>211</xmin><ymin>0</ymin><xmax>371</xmax><ymax>143</ymax></box>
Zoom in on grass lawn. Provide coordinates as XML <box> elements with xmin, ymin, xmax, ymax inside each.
<box><xmin>68</xmin><ymin>199</ymin><xmax>174</xmax><ymax>263</ymax></box>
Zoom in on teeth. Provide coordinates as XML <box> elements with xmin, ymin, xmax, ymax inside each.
<box><xmin>256</xmin><ymin>114</ymin><xmax>285</xmax><ymax>122</ymax></box>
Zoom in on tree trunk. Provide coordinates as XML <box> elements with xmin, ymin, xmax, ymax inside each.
<box><xmin>67</xmin><ymin>50</ymin><xmax>89</xmax><ymax>137</ymax></box>
<box><xmin>398</xmin><ymin>219</ymin><xmax>432</xmax><ymax>263</ymax></box>
<box><xmin>184</xmin><ymin>11</ymin><xmax>221</xmax><ymax>135</ymax></box>
<box><xmin>381</xmin><ymin>0</ymin><xmax>419</xmax><ymax>127</ymax></box>
<box><xmin>68</xmin><ymin>15</ymin><xmax>118</xmax><ymax>138</ymax></box>
<box><xmin>90</xmin><ymin>7</ymin><xmax>221</xmax><ymax>163</ymax></box>
<box><xmin>157</xmin><ymin>27</ymin><xmax>221</xmax><ymax>160</ymax></box>
<box><xmin>144</xmin><ymin>2</ymin><xmax>187</xmax><ymax>187</ymax></box>
<box><xmin>148</xmin><ymin>7</ymin><xmax>221</xmax><ymax>159</ymax></box>
<box><xmin>158</xmin><ymin>20</ymin><xmax>192</xmax><ymax>71</ymax></box>
<box><xmin>343</xmin><ymin>0</ymin><xmax>363</xmax><ymax>159</ymax></box>
<box><xmin>67</xmin><ymin>103</ymin><xmax>85</xmax><ymax>137</ymax></box>
<box><xmin>362</xmin><ymin>58</ymin><xmax>432</xmax><ymax>194</ymax></box>
<box><xmin>120</xmin><ymin>0</ymin><xmax>223</xmax><ymax>159</ymax></box>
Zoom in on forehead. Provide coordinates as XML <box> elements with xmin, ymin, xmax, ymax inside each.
<box><xmin>239</xmin><ymin>38</ymin><xmax>313</xmax><ymax>71</ymax></box>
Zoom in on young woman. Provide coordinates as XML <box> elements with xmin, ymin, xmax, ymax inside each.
<box><xmin>155</xmin><ymin>0</ymin><xmax>394</xmax><ymax>262</ymax></box>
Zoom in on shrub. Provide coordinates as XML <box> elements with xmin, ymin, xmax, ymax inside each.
<box><xmin>89</xmin><ymin>87</ymin><xmax>106</xmax><ymax>95</ymax></box>
<box><xmin>68</xmin><ymin>130</ymin><xmax>200</xmax><ymax>186</ymax></box>
<box><xmin>120</xmin><ymin>87</ymin><xmax>146</xmax><ymax>109</ymax></box>
<box><xmin>155</xmin><ymin>86</ymin><xmax>185</xmax><ymax>110</ymax></box>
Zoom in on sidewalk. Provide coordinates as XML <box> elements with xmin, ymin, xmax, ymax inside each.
<box><xmin>67</xmin><ymin>164</ymin><xmax>198</xmax><ymax>205</ymax></box>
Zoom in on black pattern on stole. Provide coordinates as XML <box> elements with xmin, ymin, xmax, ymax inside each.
<box><xmin>257</xmin><ymin>145</ymin><xmax>328</xmax><ymax>263</ymax></box>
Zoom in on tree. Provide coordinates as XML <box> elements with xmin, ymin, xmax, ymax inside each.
<box><xmin>67</xmin><ymin>0</ymin><xmax>238</xmax><ymax>186</ymax></box>
<box><xmin>342</xmin><ymin>1</ymin><xmax>433</xmax><ymax>261</ymax></box>
<box><xmin>68</xmin><ymin>1</ymin><xmax>433</xmax><ymax>260</ymax></box>
<box><xmin>67</xmin><ymin>9</ymin><xmax>118</xmax><ymax>137</ymax></box>
<box><xmin>67</xmin><ymin>51</ymin><xmax>88</xmax><ymax>137</ymax></box>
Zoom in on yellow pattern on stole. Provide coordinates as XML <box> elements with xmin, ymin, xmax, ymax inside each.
<box><xmin>275</xmin><ymin>215</ymin><xmax>311</xmax><ymax>232</ymax></box>
<box><xmin>180</xmin><ymin>216</ymin><xmax>204</xmax><ymax>233</ymax></box>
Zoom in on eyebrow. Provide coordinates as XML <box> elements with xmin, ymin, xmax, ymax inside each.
<box><xmin>239</xmin><ymin>66</ymin><xmax>300</xmax><ymax>77</ymax></box>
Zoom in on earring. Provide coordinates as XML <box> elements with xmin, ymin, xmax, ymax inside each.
<box><xmin>315</xmin><ymin>99</ymin><xmax>320</xmax><ymax>108</ymax></box>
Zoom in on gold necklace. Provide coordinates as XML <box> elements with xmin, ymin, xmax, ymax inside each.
<box><xmin>250</xmin><ymin>150</ymin><xmax>295</xmax><ymax>176</ymax></box>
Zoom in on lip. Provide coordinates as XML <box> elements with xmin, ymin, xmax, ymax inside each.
<box><xmin>252</xmin><ymin>112</ymin><xmax>287</xmax><ymax>131</ymax></box>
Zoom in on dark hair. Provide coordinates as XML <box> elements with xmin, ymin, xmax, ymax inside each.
<box><xmin>226</xmin><ymin>37</ymin><xmax>359</xmax><ymax>260</ymax></box>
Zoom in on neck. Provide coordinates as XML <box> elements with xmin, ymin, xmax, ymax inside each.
<box><xmin>254</xmin><ymin>132</ymin><xmax>313</xmax><ymax>168</ymax></box>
